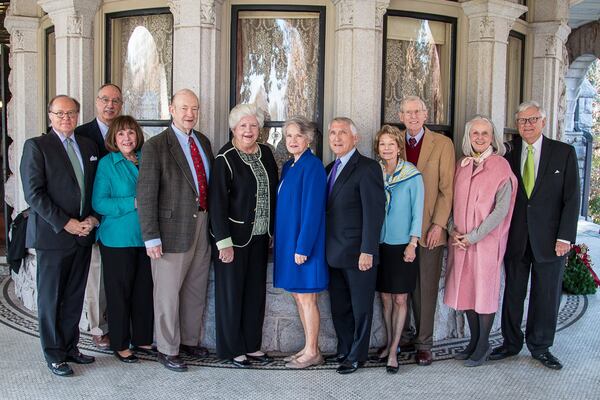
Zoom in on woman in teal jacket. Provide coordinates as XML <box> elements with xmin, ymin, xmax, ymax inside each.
<box><xmin>374</xmin><ymin>125</ymin><xmax>424</xmax><ymax>374</ymax></box>
<box><xmin>92</xmin><ymin>115</ymin><xmax>153</xmax><ymax>363</ymax></box>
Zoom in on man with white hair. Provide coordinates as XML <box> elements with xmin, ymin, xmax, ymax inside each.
<box><xmin>398</xmin><ymin>96</ymin><xmax>455</xmax><ymax>366</ymax></box>
<box><xmin>490</xmin><ymin>101</ymin><xmax>580</xmax><ymax>370</ymax></box>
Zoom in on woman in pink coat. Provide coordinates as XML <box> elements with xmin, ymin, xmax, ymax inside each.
<box><xmin>444</xmin><ymin>116</ymin><xmax>517</xmax><ymax>367</ymax></box>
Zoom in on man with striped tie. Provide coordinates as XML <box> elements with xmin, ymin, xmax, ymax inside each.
<box><xmin>491</xmin><ymin>101</ymin><xmax>580</xmax><ymax>370</ymax></box>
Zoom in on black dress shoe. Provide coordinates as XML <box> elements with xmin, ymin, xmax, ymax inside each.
<box><xmin>246</xmin><ymin>353</ymin><xmax>273</xmax><ymax>363</ymax></box>
<box><xmin>532</xmin><ymin>351</ymin><xmax>563</xmax><ymax>370</ymax></box>
<box><xmin>231</xmin><ymin>358</ymin><xmax>251</xmax><ymax>368</ymax></box>
<box><xmin>158</xmin><ymin>352</ymin><xmax>188</xmax><ymax>372</ymax></box>
<box><xmin>66</xmin><ymin>352</ymin><xmax>95</xmax><ymax>364</ymax></box>
<box><xmin>179</xmin><ymin>344</ymin><xmax>209</xmax><ymax>358</ymax></box>
<box><xmin>336</xmin><ymin>361</ymin><xmax>363</xmax><ymax>374</ymax></box>
<box><xmin>132</xmin><ymin>346</ymin><xmax>158</xmax><ymax>356</ymax></box>
<box><xmin>115</xmin><ymin>351</ymin><xmax>139</xmax><ymax>363</ymax></box>
<box><xmin>48</xmin><ymin>362</ymin><xmax>73</xmax><ymax>377</ymax></box>
<box><xmin>489</xmin><ymin>346</ymin><xmax>519</xmax><ymax>361</ymax></box>
<box><xmin>325</xmin><ymin>353</ymin><xmax>347</xmax><ymax>363</ymax></box>
<box><xmin>386</xmin><ymin>365</ymin><xmax>399</xmax><ymax>374</ymax></box>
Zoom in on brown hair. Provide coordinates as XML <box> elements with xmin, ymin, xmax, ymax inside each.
<box><xmin>105</xmin><ymin>115</ymin><xmax>144</xmax><ymax>153</ymax></box>
<box><xmin>374</xmin><ymin>124</ymin><xmax>404</xmax><ymax>158</ymax></box>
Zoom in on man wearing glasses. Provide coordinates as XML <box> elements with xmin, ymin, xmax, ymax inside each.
<box><xmin>74</xmin><ymin>84</ymin><xmax>124</xmax><ymax>350</ymax></box>
<box><xmin>490</xmin><ymin>101</ymin><xmax>580</xmax><ymax>370</ymax></box>
<box><xmin>21</xmin><ymin>95</ymin><xmax>100</xmax><ymax>376</ymax></box>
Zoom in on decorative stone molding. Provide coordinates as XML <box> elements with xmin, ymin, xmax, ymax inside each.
<box><xmin>168</xmin><ymin>0</ymin><xmax>223</xmax><ymax>28</ymax></box>
<box><xmin>375</xmin><ymin>1</ymin><xmax>387</xmax><ymax>29</ymax></box>
<box><xmin>479</xmin><ymin>16</ymin><xmax>495</xmax><ymax>39</ymax></box>
<box><xmin>462</xmin><ymin>0</ymin><xmax>527</xmax><ymax>43</ymax></box>
<box><xmin>67</xmin><ymin>14</ymin><xmax>82</xmax><ymax>35</ymax></box>
<box><xmin>38</xmin><ymin>0</ymin><xmax>100</xmax><ymax>38</ymax></box>
<box><xmin>334</xmin><ymin>0</ymin><xmax>354</xmax><ymax>28</ymax></box>
<box><xmin>4</xmin><ymin>16</ymin><xmax>38</xmax><ymax>53</ymax></box>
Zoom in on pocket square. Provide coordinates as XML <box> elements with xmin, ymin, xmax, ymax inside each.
<box><xmin>554</xmin><ymin>170</ymin><xmax>560</xmax><ymax>174</ymax></box>
<box><xmin>90</xmin><ymin>156</ymin><xmax>98</xmax><ymax>161</ymax></box>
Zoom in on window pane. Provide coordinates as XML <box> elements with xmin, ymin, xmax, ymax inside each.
<box><xmin>383</xmin><ymin>16</ymin><xmax>453</xmax><ymax>126</ymax></box>
<box><xmin>236</xmin><ymin>11</ymin><xmax>321</xmax><ymax>122</ymax></box>
<box><xmin>140</xmin><ymin>125</ymin><xmax>166</xmax><ymax>139</ymax></box>
<box><xmin>505</xmin><ymin>34</ymin><xmax>524</xmax><ymax>130</ymax></box>
<box><xmin>109</xmin><ymin>13</ymin><xmax>173</xmax><ymax>121</ymax></box>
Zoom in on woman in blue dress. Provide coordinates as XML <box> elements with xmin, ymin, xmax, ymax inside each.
<box><xmin>274</xmin><ymin>116</ymin><xmax>328</xmax><ymax>369</ymax></box>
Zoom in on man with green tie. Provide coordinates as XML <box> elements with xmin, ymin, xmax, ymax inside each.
<box><xmin>490</xmin><ymin>101</ymin><xmax>580</xmax><ymax>370</ymax></box>
<box><xmin>21</xmin><ymin>95</ymin><xmax>100</xmax><ymax>376</ymax></box>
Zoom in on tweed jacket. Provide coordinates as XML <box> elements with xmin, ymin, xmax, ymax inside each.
<box><xmin>400</xmin><ymin>127</ymin><xmax>455</xmax><ymax>247</ymax></box>
<box><xmin>136</xmin><ymin>127</ymin><xmax>214</xmax><ymax>253</ymax></box>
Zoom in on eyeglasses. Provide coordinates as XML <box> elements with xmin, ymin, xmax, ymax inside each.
<box><xmin>49</xmin><ymin>111</ymin><xmax>78</xmax><ymax>119</ymax></box>
<box><xmin>177</xmin><ymin>106</ymin><xmax>199</xmax><ymax>113</ymax></box>
<box><xmin>516</xmin><ymin>116</ymin><xmax>542</xmax><ymax>125</ymax></box>
<box><xmin>97</xmin><ymin>97</ymin><xmax>123</xmax><ymax>105</ymax></box>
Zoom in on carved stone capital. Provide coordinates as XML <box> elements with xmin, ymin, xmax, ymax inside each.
<box><xmin>168</xmin><ymin>0</ymin><xmax>223</xmax><ymax>28</ymax></box>
<box><xmin>531</xmin><ymin>21</ymin><xmax>571</xmax><ymax>59</ymax></box>
<box><xmin>4</xmin><ymin>15</ymin><xmax>39</xmax><ymax>53</ymax></box>
<box><xmin>333</xmin><ymin>0</ymin><xmax>390</xmax><ymax>30</ymax></box>
<box><xmin>333</xmin><ymin>0</ymin><xmax>354</xmax><ymax>28</ymax></box>
<box><xmin>462</xmin><ymin>0</ymin><xmax>527</xmax><ymax>41</ymax></box>
<box><xmin>38</xmin><ymin>0</ymin><xmax>100</xmax><ymax>37</ymax></box>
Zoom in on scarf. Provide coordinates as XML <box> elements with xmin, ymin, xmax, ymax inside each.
<box><xmin>381</xmin><ymin>160</ymin><xmax>421</xmax><ymax>214</ymax></box>
<box><xmin>460</xmin><ymin>145</ymin><xmax>494</xmax><ymax>167</ymax></box>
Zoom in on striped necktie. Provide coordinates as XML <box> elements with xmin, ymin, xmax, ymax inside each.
<box><xmin>65</xmin><ymin>138</ymin><xmax>85</xmax><ymax>214</ymax></box>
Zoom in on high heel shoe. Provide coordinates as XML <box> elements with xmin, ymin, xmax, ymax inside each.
<box><xmin>115</xmin><ymin>351</ymin><xmax>138</xmax><ymax>363</ymax></box>
<box><xmin>464</xmin><ymin>346</ymin><xmax>492</xmax><ymax>367</ymax></box>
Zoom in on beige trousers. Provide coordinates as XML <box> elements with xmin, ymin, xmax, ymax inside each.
<box><xmin>151</xmin><ymin>213</ymin><xmax>212</xmax><ymax>356</ymax></box>
<box><xmin>79</xmin><ymin>244</ymin><xmax>108</xmax><ymax>335</ymax></box>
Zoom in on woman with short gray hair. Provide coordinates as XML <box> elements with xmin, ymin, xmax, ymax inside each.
<box><xmin>209</xmin><ymin>103</ymin><xmax>278</xmax><ymax>368</ymax></box>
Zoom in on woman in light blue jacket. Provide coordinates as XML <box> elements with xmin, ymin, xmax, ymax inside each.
<box><xmin>92</xmin><ymin>115</ymin><xmax>153</xmax><ymax>363</ymax></box>
<box><xmin>373</xmin><ymin>125</ymin><xmax>424</xmax><ymax>374</ymax></box>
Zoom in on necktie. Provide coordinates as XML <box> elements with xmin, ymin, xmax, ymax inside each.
<box><xmin>65</xmin><ymin>138</ymin><xmax>85</xmax><ymax>214</ymax></box>
<box><xmin>408</xmin><ymin>137</ymin><xmax>417</xmax><ymax>148</ymax></box>
<box><xmin>523</xmin><ymin>144</ymin><xmax>534</xmax><ymax>198</ymax></box>
<box><xmin>327</xmin><ymin>159</ymin><xmax>341</xmax><ymax>198</ymax></box>
<box><xmin>188</xmin><ymin>136</ymin><xmax>209</xmax><ymax>210</ymax></box>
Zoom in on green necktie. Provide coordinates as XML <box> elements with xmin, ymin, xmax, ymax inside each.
<box><xmin>65</xmin><ymin>138</ymin><xmax>85</xmax><ymax>214</ymax></box>
<box><xmin>523</xmin><ymin>144</ymin><xmax>534</xmax><ymax>198</ymax></box>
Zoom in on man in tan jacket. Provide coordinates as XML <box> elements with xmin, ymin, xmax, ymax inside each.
<box><xmin>399</xmin><ymin>96</ymin><xmax>455</xmax><ymax>365</ymax></box>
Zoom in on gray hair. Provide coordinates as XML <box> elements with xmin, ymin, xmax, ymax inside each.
<box><xmin>328</xmin><ymin>117</ymin><xmax>358</xmax><ymax>136</ymax></box>
<box><xmin>514</xmin><ymin>100</ymin><xmax>547</xmax><ymax>120</ymax></box>
<box><xmin>228</xmin><ymin>103</ymin><xmax>265</xmax><ymax>130</ymax></box>
<box><xmin>462</xmin><ymin>115</ymin><xmax>505</xmax><ymax>157</ymax></box>
<box><xmin>399</xmin><ymin>96</ymin><xmax>428</xmax><ymax>113</ymax></box>
<box><xmin>284</xmin><ymin>115</ymin><xmax>315</xmax><ymax>143</ymax></box>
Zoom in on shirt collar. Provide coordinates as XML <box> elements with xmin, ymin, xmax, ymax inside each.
<box><xmin>337</xmin><ymin>147</ymin><xmax>356</xmax><ymax>166</ymax></box>
<box><xmin>53</xmin><ymin>128</ymin><xmax>76</xmax><ymax>144</ymax></box>
<box><xmin>406</xmin><ymin>127</ymin><xmax>425</xmax><ymax>144</ymax></box>
<box><xmin>171</xmin><ymin>123</ymin><xmax>192</xmax><ymax>138</ymax></box>
<box><xmin>522</xmin><ymin>134</ymin><xmax>544</xmax><ymax>153</ymax></box>
<box><xmin>96</xmin><ymin>118</ymin><xmax>110</xmax><ymax>139</ymax></box>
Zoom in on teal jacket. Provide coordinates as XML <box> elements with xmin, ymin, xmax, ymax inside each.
<box><xmin>92</xmin><ymin>151</ymin><xmax>144</xmax><ymax>247</ymax></box>
<box><xmin>380</xmin><ymin>173</ymin><xmax>424</xmax><ymax>245</ymax></box>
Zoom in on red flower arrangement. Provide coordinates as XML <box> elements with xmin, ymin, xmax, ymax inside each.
<box><xmin>563</xmin><ymin>244</ymin><xmax>599</xmax><ymax>295</ymax></box>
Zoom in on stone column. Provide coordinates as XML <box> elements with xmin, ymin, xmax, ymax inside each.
<box><xmin>38</xmin><ymin>0</ymin><xmax>101</xmax><ymax>123</ymax></box>
<box><xmin>168</xmin><ymin>0</ymin><xmax>224</xmax><ymax>149</ymax></box>
<box><xmin>461</xmin><ymin>0</ymin><xmax>527</xmax><ymax>134</ymax></box>
<box><xmin>331</xmin><ymin>0</ymin><xmax>389</xmax><ymax>156</ymax></box>
<box><xmin>4</xmin><ymin>14</ymin><xmax>40</xmax><ymax>214</ymax></box>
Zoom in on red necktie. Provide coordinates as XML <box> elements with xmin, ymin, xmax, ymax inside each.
<box><xmin>409</xmin><ymin>137</ymin><xmax>417</xmax><ymax>148</ymax></box>
<box><xmin>188</xmin><ymin>136</ymin><xmax>208</xmax><ymax>210</ymax></box>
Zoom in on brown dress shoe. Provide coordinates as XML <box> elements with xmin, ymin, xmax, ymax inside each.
<box><xmin>92</xmin><ymin>334</ymin><xmax>110</xmax><ymax>350</ymax></box>
<box><xmin>415</xmin><ymin>350</ymin><xmax>433</xmax><ymax>366</ymax></box>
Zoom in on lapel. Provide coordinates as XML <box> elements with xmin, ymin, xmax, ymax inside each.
<box><xmin>49</xmin><ymin>131</ymin><xmax>79</xmax><ymax>187</ymax></box>
<box><xmin>416</xmin><ymin>128</ymin><xmax>435</xmax><ymax>172</ymax></box>
<box><xmin>510</xmin><ymin>137</ymin><xmax>527</xmax><ymax>197</ymax></box>
<box><xmin>328</xmin><ymin>150</ymin><xmax>360</xmax><ymax>207</ymax></box>
<box><xmin>530</xmin><ymin>136</ymin><xmax>551</xmax><ymax>199</ymax></box>
<box><xmin>166</xmin><ymin>128</ymin><xmax>198</xmax><ymax>196</ymax></box>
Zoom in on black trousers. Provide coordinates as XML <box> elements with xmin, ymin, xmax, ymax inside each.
<box><xmin>329</xmin><ymin>265</ymin><xmax>378</xmax><ymax>363</ymax></box>
<box><xmin>37</xmin><ymin>245</ymin><xmax>92</xmax><ymax>364</ymax></box>
<box><xmin>99</xmin><ymin>244</ymin><xmax>154</xmax><ymax>352</ymax></box>
<box><xmin>214</xmin><ymin>235</ymin><xmax>268</xmax><ymax>359</ymax></box>
<box><xmin>501</xmin><ymin>241</ymin><xmax>565</xmax><ymax>356</ymax></box>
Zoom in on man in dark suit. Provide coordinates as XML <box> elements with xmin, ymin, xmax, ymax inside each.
<box><xmin>74</xmin><ymin>83</ymin><xmax>123</xmax><ymax>350</ymax></box>
<box><xmin>490</xmin><ymin>101</ymin><xmax>580</xmax><ymax>370</ymax></box>
<box><xmin>137</xmin><ymin>89</ymin><xmax>214</xmax><ymax>372</ymax></box>
<box><xmin>325</xmin><ymin>117</ymin><xmax>386</xmax><ymax>374</ymax></box>
<box><xmin>20</xmin><ymin>95</ymin><xmax>100</xmax><ymax>376</ymax></box>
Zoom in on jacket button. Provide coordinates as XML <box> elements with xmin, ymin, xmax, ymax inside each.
<box><xmin>193</xmin><ymin>214</ymin><xmax>197</xmax><ymax>218</ymax></box>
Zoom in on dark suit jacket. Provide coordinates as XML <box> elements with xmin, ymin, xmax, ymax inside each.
<box><xmin>75</xmin><ymin>119</ymin><xmax>108</xmax><ymax>158</ymax></box>
<box><xmin>325</xmin><ymin>150</ymin><xmax>386</xmax><ymax>269</ymax></box>
<box><xmin>137</xmin><ymin>127</ymin><xmax>214</xmax><ymax>253</ymax></box>
<box><xmin>208</xmin><ymin>142</ymin><xmax>278</xmax><ymax>248</ymax></box>
<box><xmin>20</xmin><ymin>131</ymin><xmax>99</xmax><ymax>249</ymax></box>
<box><xmin>504</xmin><ymin>135</ymin><xmax>580</xmax><ymax>263</ymax></box>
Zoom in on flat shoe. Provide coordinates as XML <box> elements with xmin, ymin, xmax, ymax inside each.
<box><xmin>285</xmin><ymin>354</ymin><xmax>324</xmax><ymax>369</ymax></box>
<box><xmin>454</xmin><ymin>348</ymin><xmax>472</xmax><ymax>360</ymax></box>
<box><xmin>231</xmin><ymin>358</ymin><xmax>251</xmax><ymax>368</ymax></box>
<box><xmin>464</xmin><ymin>346</ymin><xmax>492</xmax><ymax>367</ymax></box>
<box><xmin>386</xmin><ymin>365</ymin><xmax>399</xmax><ymax>374</ymax></box>
<box><xmin>115</xmin><ymin>351</ymin><xmax>139</xmax><ymax>363</ymax></box>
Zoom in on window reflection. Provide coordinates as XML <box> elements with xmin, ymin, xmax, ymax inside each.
<box><xmin>108</xmin><ymin>12</ymin><xmax>172</xmax><ymax>121</ymax></box>
<box><xmin>236</xmin><ymin>11</ymin><xmax>320</xmax><ymax>122</ymax></box>
<box><xmin>383</xmin><ymin>16</ymin><xmax>453</xmax><ymax>126</ymax></box>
